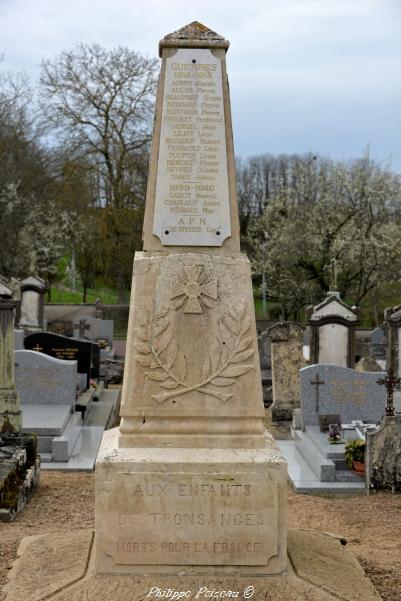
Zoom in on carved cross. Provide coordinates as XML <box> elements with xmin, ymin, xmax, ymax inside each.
<box><xmin>32</xmin><ymin>344</ymin><xmax>43</xmax><ymax>352</ymax></box>
<box><xmin>75</xmin><ymin>318</ymin><xmax>90</xmax><ymax>338</ymax></box>
<box><xmin>377</xmin><ymin>370</ymin><xmax>401</xmax><ymax>417</ymax></box>
<box><xmin>311</xmin><ymin>374</ymin><xmax>325</xmax><ymax>412</ymax></box>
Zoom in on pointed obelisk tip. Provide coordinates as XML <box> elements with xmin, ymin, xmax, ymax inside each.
<box><xmin>159</xmin><ymin>21</ymin><xmax>229</xmax><ymax>57</ymax></box>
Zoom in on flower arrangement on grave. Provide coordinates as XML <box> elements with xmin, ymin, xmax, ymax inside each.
<box><xmin>328</xmin><ymin>423</ymin><xmax>343</xmax><ymax>444</ymax></box>
<box><xmin>345</xmin><ymin>439</ymin><xmax>366</xmax><ymax>473</ymax></box>
<box><xmin>97</xmin><ymin>338</ymin><xmax>108</xmax><ymax>350</ymax></box>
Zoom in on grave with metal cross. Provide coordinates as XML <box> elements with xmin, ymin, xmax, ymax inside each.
<box><xmin>377</xmin><ymin>370</ymin><xmax>401</xmax><ymax>417</ymax></box>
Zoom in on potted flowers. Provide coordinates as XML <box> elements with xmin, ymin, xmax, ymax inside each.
<box><xmin>345</xmin><ymin>439</ymin><xmax>366</xmax><ymax>474</ymax></box>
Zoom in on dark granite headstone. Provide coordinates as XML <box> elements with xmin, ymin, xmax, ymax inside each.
<box><xmin>24</xmin><ymin>332</ymin><xmax>100</xmax><ymax>388</ymax></box>
<box><xmin>318</xmin><ymin>414</ymin><xmax>342</xmax><ymax>432</ymax></box>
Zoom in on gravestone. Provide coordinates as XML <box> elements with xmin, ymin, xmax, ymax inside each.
<box><xmin>308</xmin><ymin>292</ymin><xmax>358</xmax><ymax>367</ymax></box>
<box><xmin>95</xmin><ymin>22</ymin><xmax>287</xmax><ymax>576</ymax></box>
<box><xmin>24</xmin><ymin>332</ymin><xmax>100</xmax><ymax>388</ymax></box>
<box><xmin>15</xmin><ymin>350</ymin><xmax>77</xmax><ymax>406</ymax></box>
<box><xmin>17</xmin><ymin>275</ymin><xmax>46</xmax><ymax>333</ymax></box>
<box><xmin>73</xmin><ymin>314</ymin><xmax>114</xmax><ymax>356</ymax></box>
<box><xmin>268</xmin><ymin>321</ymin><xmax>306</xmax><ymax>420</ymax></box>
<box><xmin>300</xmin><ymin>364</ymin><xmax>387</xmax><ymax>426</ymax></box>
<box><xmin>15</xmin><ymin>350</ymin><xmax>83</xmax><ymax>463</ymax></box>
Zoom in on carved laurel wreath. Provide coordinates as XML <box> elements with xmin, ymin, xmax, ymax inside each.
<box><xmin>134</xmin><ymin>301</ymin><xmax>254</xmax><ymax>404</ymax></box>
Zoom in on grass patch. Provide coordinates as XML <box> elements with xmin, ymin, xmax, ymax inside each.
<box><xmin>50</xmin><ymin>285</ymin><xmax>119</xmax><ymax>305</ymax></box>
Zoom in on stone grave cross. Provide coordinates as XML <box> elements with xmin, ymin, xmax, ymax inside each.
<box><xmin>75</xmin><ymin>318</ymin><xmax>90</xmax><ymax>339</ymax></box>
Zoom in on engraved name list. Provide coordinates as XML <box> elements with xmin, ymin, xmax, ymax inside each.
<box><xmin>153</xmin><ymin>48</ymin><xmax>231</xmax><ymax>246</ymax></box>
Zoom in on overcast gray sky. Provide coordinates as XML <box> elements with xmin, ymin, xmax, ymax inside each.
<box><xmin>1</xmin><ymin>0</ymin><xmax>400</xmax><ymax>171</ymax></box>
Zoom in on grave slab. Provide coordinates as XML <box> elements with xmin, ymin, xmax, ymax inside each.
<box><xmin>21</xmin><ymin>404</ymin><xmax>72</xmax><ymax>436</ymax></box>
<box><xmin>278</xmin><ymin>441</ymin><xmax>365</xmax><ymax>495</ymax></box>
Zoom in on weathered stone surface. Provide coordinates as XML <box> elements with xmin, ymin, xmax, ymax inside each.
<box><xmin>367</xmin><ymin>415</ymin><xmax>401</xmax><ymax>491</ymax></box>
<box><xmin>15</xmin><ymin>350</ymin><xmax>77</xmax><ymax>406</ymax></box>
<box><xmin>0</xmin><ymin>433</ymin><xmax>40</xmax><ymax>522</ymax></box>
<box><xmin>355</xmin><ymin>357</ymin><xmax>382</xmax><ymax>372</ymax></box>
<box><xmin>13</xmin><ymin>329</ymin><xmax>24</xmax><ymax>350</ymax></box>
<box><xmin>96</xmin><ymin>429</ymin><xmax>287</xmax><ymax>574</ymax></box>
<box><xmin>300</xmin><ymin>364</ymin><xmax>386</xmax><ymax>426</ymax></box>
<box><xmin>287</xmin><ymin>529</ymin><xmax>380</xmax><ymax>601</ymax></box>
<box><xmin>0</xmin><ymin>293</ymin><xmax>22</xmax><ymax>433</ymax></box>
<box><xmin>268</xmin><ymin>322</ymin><xmax>306</xmax><ymax>421</ymax></box>
<box><xmin>5</xmin><ymin>529</ymin><xmax>381</xmax><ymax>601</ymax></box>
<box><xmin>164</xmin><ymin>21</ymin><xmax>226</xmax><ymax>42</ymax></box>
<box><xmin>5</xmin><ymin>530</ymin><xmax>93</xmax><ymax>601</ymax></box>
<box><xmin>119</xmin><ymin>252</ymin><xmax>265</xmax><ymax>449</ymax></box>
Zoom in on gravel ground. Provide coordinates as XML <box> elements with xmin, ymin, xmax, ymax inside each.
<box><xmin>0</xmin><ymin>472</ymin><xmax>400</xmax><ymax>601</ymax></box>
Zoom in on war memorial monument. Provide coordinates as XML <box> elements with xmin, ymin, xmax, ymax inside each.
<box><xmin>4</xmin><ymin>22</ymin><xmax>381</xmax><ymax>601</ymax></box>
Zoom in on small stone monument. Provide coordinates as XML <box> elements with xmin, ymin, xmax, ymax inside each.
<box><xmin>308</xmin><ymin>261</ymin><xmax>358</xmax><ymax>367</ymax></box>
<box><xmin>95</xmin><ymin>21</ymin><xmax>287</xmax><ymax>576</ymax></box>
<box><xmin>0</xmin><ymin>281</ymin><xmax>22</xmax><ymax>433</ymax></box>
<box><xmin>17</xmin><ymin>275</ymin><xmax>46</xmax><ymax>333</ymax></box>
<box><xmin>0</xmin><ymin>280</ymin><xmax>40</xmax><ymax>521</ymax></box>
<box><xmin>268</xmin><ymin>321</ymin><xmax>306</xmax><ymax>420</ymax></box>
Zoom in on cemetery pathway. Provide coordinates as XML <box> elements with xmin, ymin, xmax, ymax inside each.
<box><xmin>0</xmin><ymin>472</ymin><xmax>400</xmax><ymax>601</ymax></box>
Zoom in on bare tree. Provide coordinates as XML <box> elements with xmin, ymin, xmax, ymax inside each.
<box><xmin>39</xmin><ymin>44</ymin><xmax>158</xmax><ymax>297</ymax></box>
<box><xmin>39</xmin><ymin>43</ymin><xmax>157</xmax><ymax>209</ymax></box>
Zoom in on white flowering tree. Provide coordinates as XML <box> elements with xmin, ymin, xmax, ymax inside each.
<box><xmin>245</xmin><ymin>154</ymin><xmax>401</xmax><ymax>318</ymax></box>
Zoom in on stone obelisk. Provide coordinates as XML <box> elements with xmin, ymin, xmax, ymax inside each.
<box><xmin>95</xmin><ymin>22</ymin><xmax>287</xmax><ymax>575</ymax></box>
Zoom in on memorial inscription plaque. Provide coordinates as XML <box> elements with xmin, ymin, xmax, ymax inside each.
<box><xmin>153</xmin><ymin>48</ymin><xmax>231</xmax><ymax>246</ymax></box>
<box><xmin>105</xmin><ymin>471</ymin><xmax>278</xmax><ymax>566</ymax></box>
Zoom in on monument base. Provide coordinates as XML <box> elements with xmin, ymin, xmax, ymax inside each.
<box><xmin>4</xmin><ymin>529</ymin><xmax>381</xmax><ymax>601</ymax></box>
<box><xmin>95</xmin><ymin>428</ymin><xmax>287</xmax><ymax>575</ymax></box>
